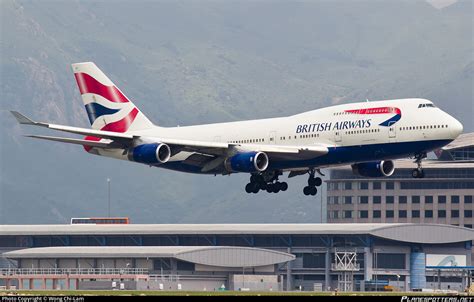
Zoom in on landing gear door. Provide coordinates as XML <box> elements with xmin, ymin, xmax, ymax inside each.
<box><xmin>269</xmin><ymin>131</ymin><xmax>276</xmax><ymax>144</ymax></box>
<box><xmin>388</xmin><ymin>122</ymin><xmax>396</xmax><ymax>139</ymax></box>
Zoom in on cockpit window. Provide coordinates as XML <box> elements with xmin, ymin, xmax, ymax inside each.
<box><xmin>418</xmin><ymin>103</ymin><xmax>436</xmax><ymax>108</ymax></box>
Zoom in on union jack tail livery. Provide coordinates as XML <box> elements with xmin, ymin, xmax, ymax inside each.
<box><xmin>72</xmin><ymin>62</ymin><xmax>154</xmax><ymax>132</ymax></box>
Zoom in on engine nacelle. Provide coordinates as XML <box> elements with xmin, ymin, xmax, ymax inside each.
<box><xmin>351</xmin><ymin>160</ymin><xmax>395</xmax><ymax>178</ymax></box>
<box><xmin>225</xmin><ymin>151</ymin><xmax>269</xmax><ymax>173</ymax></box>
<box><xmin>128</xmin><ymin>143</ymin><xmax>171</xmax><ymax>165</ymax></box>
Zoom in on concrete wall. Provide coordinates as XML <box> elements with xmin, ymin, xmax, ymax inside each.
<box><xmin>97</xmin><ymin>259</ymin><xmax>114</xmax><ymax>268</ymax></box>
<box><xmin>137</xmin><ymin>279</ymin><xmax>227</xmax><ymax>291</ymax></box>
<box><xmin>230</xmin><ymin>274</ymin><xmax>279</xmax><ymax>291</ymax></box>
<box><xmin>78</xmin><ymin>280</ymin><xmax>136</xmax><ymax>290</ymax></box>
<box><xmin>58</xmin><ymin>259</ymin><xmax>75</xmax><ymax>268</ymax></box>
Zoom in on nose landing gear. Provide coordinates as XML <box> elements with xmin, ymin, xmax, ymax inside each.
<box><xmin>411</xmin><ymin>152</ymin><xmax>426</xmax><ymax>179</ymax></box>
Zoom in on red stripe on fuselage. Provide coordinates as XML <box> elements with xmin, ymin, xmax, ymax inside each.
<box><xmin>83</xmin><ymin>108</ymin><xmax>139</xmax><ymax>152</ymax></box>
<box><xmin>74</xmin><ymin>72</ymin><xmax>129</xmax><ymax>103</ymax></box>
<box><xmin>345</xmin><ymin>107</ymin><xmax>401</xmax><ymax>115</ymax></box>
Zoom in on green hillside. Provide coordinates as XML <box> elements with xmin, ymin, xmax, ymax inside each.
<box><xmin>0</xmin><ymin>0</ymin><xmax>472</xmax><ymax>224</ymax></box>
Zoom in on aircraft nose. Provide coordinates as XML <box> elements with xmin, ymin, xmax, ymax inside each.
<box><xmin>450</xmin><ymin>117</ymin><xmax>463</xmax><ymax>138</ymax></box>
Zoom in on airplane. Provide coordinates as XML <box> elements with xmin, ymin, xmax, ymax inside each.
<box><xmin>11</xmin><ymin>62</ymin><xmax>464</xmax><ymax>196</ymax></box>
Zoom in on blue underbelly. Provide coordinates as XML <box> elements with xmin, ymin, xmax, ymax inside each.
<box><xmin>158</xmin><ymin>139</ymin><xmax>453</xmax><ymax>174</ymax></box>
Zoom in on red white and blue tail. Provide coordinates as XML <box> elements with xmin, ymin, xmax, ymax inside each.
<box><xmin>72</xmin><ymin>62</ymin><xmax>154</xmax><ymax>132</ymax></box>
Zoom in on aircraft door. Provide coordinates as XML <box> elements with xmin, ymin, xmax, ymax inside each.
<box><xmin>269</xmin><ymin>131</ymin><xmax>276</xmax><ymax>144</ymax></box>
<box><xmin>388</xmin><ymin>122</ymin><xmax>396</xmax><ymax>139</ymax></box>
<box><xmin>334</xmin><ymin>131</ymin><xmax>342</xmax><ymax>143</ymax></box>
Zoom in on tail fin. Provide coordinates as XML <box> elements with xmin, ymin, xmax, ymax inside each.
<box><xmin>72</xmin><ymin>62</ymin><xmax>154</xmax><ymax>132</ymax></box>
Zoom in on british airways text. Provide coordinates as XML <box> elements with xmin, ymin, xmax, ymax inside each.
<box><xmin>296</xmin><ymin>119</ymin><xmax>372</xmax><ymax>133</ymax></box>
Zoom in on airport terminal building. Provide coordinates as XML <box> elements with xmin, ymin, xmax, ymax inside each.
<box><xmin>0</xmin><ymin>223</ymin><xmax>473</xmax><ymax>291</ymax></box>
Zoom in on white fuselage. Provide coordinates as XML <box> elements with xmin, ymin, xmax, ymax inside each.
<box><xmin>95</xmin><ymin>98</ymin><xmax>462</xmax><ymax>174</ymax></box>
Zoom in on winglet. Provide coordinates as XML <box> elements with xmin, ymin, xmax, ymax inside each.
<box><xmin>10</xmin><ymin>111</ymin><xmax>37</xmax><ymax>125</ymax></box>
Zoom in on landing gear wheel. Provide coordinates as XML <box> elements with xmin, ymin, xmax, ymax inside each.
<box><xmin>251</xmin><ymin>183</ymin><xmax>260</xmax><ymax>193</ymax></box>
<box><xmin>308</xmin><ymin>177</ymin><xmax>322</xmax><ymax>187</ymax></box>
<box><xmin>245</xmin><ymin>183</ymin><xmax>253</xmax><ymax>193</ymax></box>
<box><xmin>314</xmin><ymin>177</ymin><xmax>322</xmax><ymax>187</ymax></box>
<box><xmin>280</xmin><ymin>182</ymin><xmax>288</xmax><ymax>191</ymax></box>
<box><xmin>411</xmin><ymin>168</ymin><xmax>424</xmax><ymax>179</ymax></box>
<box><xmin>266</xmin><ymin>185</ymin><xmax>274</xmax><ymax>193</ymax></box>
<box><xmin>310</xmin><ymin>186</ymin><xmax>317</xmax><ymax>196</ymax></box>
<box><xmin>303</xmin><ymin>186</ymin><xmax>311</xmax><ymax>196</ymax></box>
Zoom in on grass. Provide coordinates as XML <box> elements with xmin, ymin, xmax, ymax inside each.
<box><xmin>0</xmin><ymin>290</ymin><xmax>467</xmax><ymax>296</ymax></box>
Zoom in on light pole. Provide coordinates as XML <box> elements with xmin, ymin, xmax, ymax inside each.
<box><xmin>242</xmin><ymin>266</ymin><xmax>245</xmax><ymax>290</ymax></box>
<box><xmin>374</xmin><ymin>251</ymin><xmax>377</xmax><ymax>292</ymax></box>
<box><xmin>107</xmin><ymin>178</ymin><xmax>111</xmax><ymax>217</ymax></box>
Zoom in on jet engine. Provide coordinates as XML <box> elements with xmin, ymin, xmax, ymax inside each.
<box><xmin>128</xmin><ymin>143</ymin><xmax>171</xmax><ymax>165</ymax></box>
<box><xmin>225</xmin><ymin>151</ymin><xmax>269</xmax><ymax>173</ymax></box>
<box><xmin>351</xmin><ymin>160</ymin><xmax>395</xmax><ymax>177</ymax></box>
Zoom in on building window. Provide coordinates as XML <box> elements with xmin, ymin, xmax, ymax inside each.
<box><xmin>425</xmin><ymin>210</ymin><xmax>433</xmax><ymax>218</ymax></box>
<box><xmin>465</xmin><ymin>224</ymin><xmax>473</xmax><ymax>229</ymax></box>
<box><xmin>176</xmin><ymin>260</ymin><xmax>195</xmax><ymax>271</ymax></box>
<box><xmin>359</xmin><ymin>211</ymin><xmax>369</xmax><ymax>219</ymax></box>
<box><xmin>386</xmin><ymin>210</ymin><xmax>394</xmax><ymax>218</ymax></box>
<box><xmin>303</xmin><ymin>253</ymin><xmax>326</xmax><ymax>268</ymax></box>
<box><xmin>399</xmin><ymin>210</ymin><xmax>407</xmax><ymax>218</ymax></box>
<box><xmin>465</xmin><ymin>210</ymin><xmax>473</xmax><ymax>218</ymax></box>
<box><xmin>425</xmin><ymin>196</ymin><xmax>433</xmax><ymax>204</ymax></box>
<box><xmin>451</xmin><ymin>196</ymin><xmax>460</xmax><ymax>204</ymax></box>
<box><xmin>359</xmin><ymin>196</ymin><xmax>369</xmax><ymax>204</ymax></box>
<box><xmin>438</xmin><ymin>196</ymin><xmax>446</xmax><ymax>203</ymax></box>
<box><xmin>465</xmin><ymin>196</ymin><xmax>473</xmax><ymax>203</ymax></box>
<box><xmin>451</xmin><ymin>210</ymin><xmax>459</xmax><ymax>218</ymax></box>
<box><xmin>438</xmin><ymin>210</ymin><xmax>446</xmax><ymax>218</ymax></box>
<box><xmin>386</xmin><ymin>196</ymin><xmax>394</xmax><ymax>204</ymax></box>
<box><xmin>345</xmin><ymin>196</ymin><xmax>352</xmax><ymax>204</ymax></box>
<box><xmin>373</xmin><ymin>196</ymin><xmax>381</xmax><ymax>204</ymax></box>
<box><xmin>373</xmin><ymin>210</ymin><xmax>381</xmax><ymax>218</ymax></box>
<box><xmin>412</xmin><ymin>196</ymin><xmax>420</xmax><ymax>204</ymax></box>
<box><xmin>412</xmin><ymin>210</ymin><xmax>420</xmax><ymax>218</ymax></box>
<box><xmin>360</xmin><ymin>182</ymin><xmax>369</xmax><ymax>190</ymax></box>
<box><xmin>374</xmin><ymin>253</ymin><xmax>406</xmax><ymax>269</ymax></box>
<box><xmin>399</xmin><ymin>196</ymin><xmax>407</xmax><ymax>204</ymax></box>
<box><xmin>343</xmin><ymin>211</ymin><xmax>352</xmax><ymax>219</ymax></box>
<box><xmin>344</xmin><ymin>182</ymin><xmax>352</xmax><ymax>190</ymax></box>
<box><xmin>386</xmin><ymin>182</ymin><xmax>394</xmax><ymax>190</ymax></box>
<box><xmin>373</xmin><ymin>182</ymin><xmax>381</xmax><ymax>190</ymax></box>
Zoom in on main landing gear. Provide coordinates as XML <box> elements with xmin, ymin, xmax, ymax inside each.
<box><xmin>245</xmin><ymin>171</ymin><xmax>288</xmax><ymax>194</ymax></box>
<box><xmin>411</xmin><ymin>152</ymin><xmax>426</xmax><ymax>179</ymax></box>
<box><xmin>303</xmin><ymin>169</ymin><xmax>322</xmax><ymax>196</ymax></box>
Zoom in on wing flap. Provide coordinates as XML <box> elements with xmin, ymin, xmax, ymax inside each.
<box><xmin>25</xmin><ymin>135</ymin><xmax>119</xmax><ymax>148</ymax></box>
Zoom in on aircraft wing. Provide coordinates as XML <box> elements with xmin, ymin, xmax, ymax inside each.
<box><xmin>12</xmin><ymin>111</ymin><xmax>328</xmax><ymax>165</ymax></box>
<box><xmin>11</xmin><ymin>111</ymin><xmax>133</xmax><ymax>142</ymax></box>
<box><xmin>158</xmin><ymin>138</ymin><xmax>329</xmax><ymax>159</ymax></box>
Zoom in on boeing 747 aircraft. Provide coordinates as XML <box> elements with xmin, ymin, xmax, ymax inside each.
<box><xmin>11</xmin><ymin>62</ymin><xmax>463</xmax><ymax>195</ymax></box>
